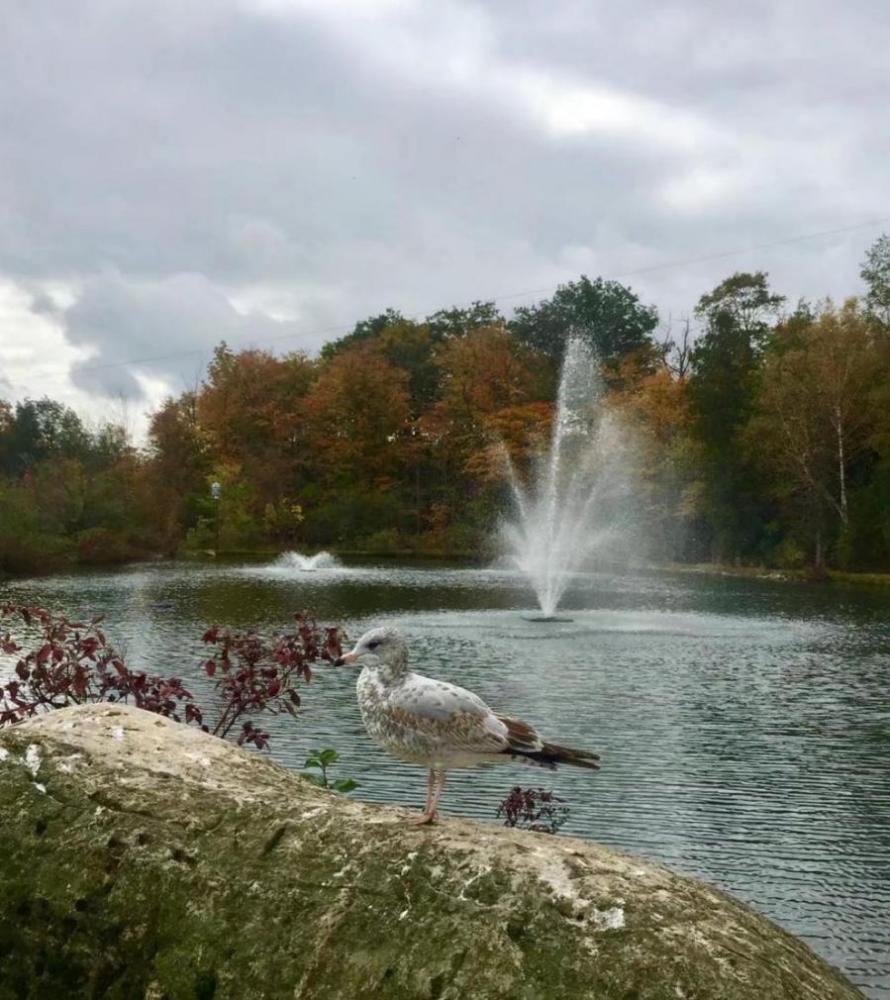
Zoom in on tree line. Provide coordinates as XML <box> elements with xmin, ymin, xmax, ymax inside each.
<box><xmin>2</xmin><ymin>234</ymin><xmax>889</xmax><ymax>575</ymax></box>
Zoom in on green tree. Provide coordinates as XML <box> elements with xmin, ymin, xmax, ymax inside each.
<box><xmin>425</xmin><ymin>301</ymin><xmax>503</xmax><ymax>338</ymax></box>
<box><xmin>688</xmin><ymin>272</ymin><xmax>785</xmax><ymax>561</ymax></box>
<box><xmin>690</xmin><ymin>272</ymin><xmax>785</xmax><ymax>447</ymax></box>
<box><xmin>695</xmin><ymin>271</ymin><xmax>785</xmax><ymax>341</ymax></box>
<box><xmin>860</xmin><ymin>233</ymin><xmax>890</xmax><ymax>328</ymax></box>
<box><xmin>0</xmin><ymin>399</ymin><xmax>91</xmax><ymax>476</ymax></box>
<box><xmin>375</xmin><ymin>320</ymin><xmax>440</xmax><ymax>416</ymax></box>
<box><xmin>320</xmin><ymin>308</ymin><xmax>406</xmax><ymax>360</ymax></box>
<box><xmin>509</xmin><ymin>275</ymin><xmax>658</xmax><ymax>369</ymax></box>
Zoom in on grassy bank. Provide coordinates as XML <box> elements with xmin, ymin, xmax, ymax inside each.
<box><xmin>661</xmin><ymin>561</ymin><xmax>890</xmax><ymax>587</ymax></box>
<box><xmin>825</xmin><ymin>569</ymin><xmax>890</xmax><ymax>586</ymax></box>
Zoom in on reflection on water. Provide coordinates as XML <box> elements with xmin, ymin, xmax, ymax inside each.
<box><xmin>4</xmin><ymin>560</ymin><xmax>890</xmax><ymax>997</ymax></box>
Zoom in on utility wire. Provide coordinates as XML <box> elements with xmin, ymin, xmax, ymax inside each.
<box><xmin>8</xmin><ymin>215</ymin><xmax>889</xmax><ymax>383</ymax></box>
<box><xmin>491</xmin><ymin>217</ymin><xmax>890</xmax><ymax>303</ymax></box>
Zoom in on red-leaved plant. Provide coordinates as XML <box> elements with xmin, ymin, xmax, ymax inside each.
<box><xmin>200</xmin><ymin>619</ymin><xmax>342</xmax><ymax>748</ymax></box>
<box><xmin>496</xmin><ymin>786</ymin><xmax>570</xmax><ymax>835</ymax></box>
<box><xmin>0</xmin><ymin>604</ymin><xmax>342</xmax><ymax>751</ymax></box>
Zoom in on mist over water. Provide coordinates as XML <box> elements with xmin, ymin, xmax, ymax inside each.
<box><xmin>500</xmin><ymin>338</ymin><xmax>636</xmax><ymax>616</ymax></box>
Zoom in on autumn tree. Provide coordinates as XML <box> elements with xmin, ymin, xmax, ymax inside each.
<box><xmin>428</xmin><ymin>327</ymin><xmax>544</xmax><ymax>459</ymax></box>
<box><xmin>0</xmin><ymin>400</ymin><xmax>152</xmax><ymax>572</ymax></box>
<box><xmin>301</xmin><ymin>344</ymin><xmax>411</xmax><ymax>545</ymax></box>
<box><xmin>147</xmin><ymin>393</ymin><xmax>210</xmax><ymax>549</ymax></box>
<box><xmin>419</xmin><ymin>328</ymin><xmax>547</xmax><ymax>541</ymax></box>
<box><xmin>745</xmin><ymin>301</ymin><xmax>882</xmax><ymax>567</ymax></box>
<box><xmin>6</xmin><ymin>236</ymin><xmax>890</xmax><ymax>573</ymax></box>
<box><xmin>197</xmin><ymin>344</ymin><xmax>316</xmax><ymax>510</ymax></box>
<box><xmin>608</xmin><ymin>362</ymin><xmax>700</xmax><ymax>561</ymax></box>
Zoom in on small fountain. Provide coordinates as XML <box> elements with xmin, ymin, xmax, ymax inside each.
<box><xmin>273</xmin><ymin>551</ymin><xmax>340</xmax><ymax>572</ymax></box>
<box><xmin>499</xmin><ymin>337</ymin><xmax>633</xmax><ymax>620</ymax></box>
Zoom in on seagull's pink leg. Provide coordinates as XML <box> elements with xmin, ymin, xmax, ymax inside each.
<box><xmin>407</xmin><ymin>768</ymin><xmax>445</xmax><ymax>825</ymax></box>
<box><xmin>428</xmin><ymin>769</ymin><xmax>447</xmax><ymax>820</ymax></box>
<box><xmin>423</xmin><ymin>768</ymin><xmax>434</xmax><ymax>811</ymax></box>
<box><xmin>407</xmin><ymin>769</ymin><xmax>434</xmax><ymax>825</ymax></box>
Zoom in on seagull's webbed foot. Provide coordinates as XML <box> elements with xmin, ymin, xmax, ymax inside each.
<box><xmin>407</xmin><ymin>769</ymin><xmax>444</xmax><ymax>825</ymax></box>
<box><xmin>407</xmin><ymin>810</ymin><xmax>438</xmax><ymax>826</ymax></box>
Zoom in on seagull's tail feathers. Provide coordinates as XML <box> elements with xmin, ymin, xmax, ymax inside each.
<box><xmin>496</xmin><ymin>715</ymin><xmax>600</xmax><ymax>771</ymax></box>
<box><xmin>513</xmin><ymin>742</ymin><xmax>601</xmax><ymax>772</ymax></box>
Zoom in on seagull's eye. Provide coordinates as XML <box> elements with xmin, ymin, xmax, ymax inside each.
<box><xmin>367</xmin><ymin>640</ymin><xmax>380</xmax><ymax>650</ymax></box>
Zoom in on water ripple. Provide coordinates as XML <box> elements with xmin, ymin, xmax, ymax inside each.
<box><xmin>5</xmin><ymin>560</ymin><xmax>890</xmax><ymax>997</ymax></box>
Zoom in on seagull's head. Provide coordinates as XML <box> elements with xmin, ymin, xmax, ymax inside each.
<box><xmin>334</xmin><ymin>626</ymin><xmax>408</xmax><ymax>673</ymax></box>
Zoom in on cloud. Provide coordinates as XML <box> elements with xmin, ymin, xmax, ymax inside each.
<box><xmin>0</xmin><ymin>0</ymin><xmax>887</xmax><ymax>430</ymax></box>
<box><xmin>63</xmin><ymin>270</ymin><xmax>306</xmax><ymax>399</ymax></box>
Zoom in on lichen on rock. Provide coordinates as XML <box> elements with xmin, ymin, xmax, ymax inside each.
<box><xmin>0</xmin><ymin>704</ymin><xmax>865</xmax><ymax>999</ymax></box>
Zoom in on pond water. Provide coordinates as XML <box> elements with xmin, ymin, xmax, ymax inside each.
<box><xmin>4</xmin><ymin>559</ymin><xmax>890</xmax><ymax>997</ymax></box>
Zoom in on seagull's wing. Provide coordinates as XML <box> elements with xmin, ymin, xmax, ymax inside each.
<box><xmin>389</xmin><ymin>673</ymin><xmax>543</xmax><ymax>757</ymax></box>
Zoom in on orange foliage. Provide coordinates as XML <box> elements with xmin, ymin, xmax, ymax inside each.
<box><xmin>465</xmin><ymin>403</ymin><xmax>554</xmax><ymax>485</ymax></box>
<box><xmin>302</xmin><ymin>343</ymin><xmax>412</xmax><ymax>486</ymax></box>
<box><xmin>197</xmin><ymin>345</ymin><xmax>315</xmax><ymax>504</ymax></box>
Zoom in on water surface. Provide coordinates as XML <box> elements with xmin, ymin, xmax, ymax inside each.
<box><xmin>4</xmin><ymin>560</ymin><xmax>889</xmax><ymax>996</ymax></box>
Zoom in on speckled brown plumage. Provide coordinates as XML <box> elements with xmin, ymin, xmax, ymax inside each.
<box><xmin>336</xmin><ymin>625</ymin><xmax>600</xmax><ymax>823</ymax></box>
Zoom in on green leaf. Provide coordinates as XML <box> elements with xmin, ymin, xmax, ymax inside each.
<box><xmin>332</xmin><ymin>778</ymin><xmax>358</xmax><ymax>793</ymax></box>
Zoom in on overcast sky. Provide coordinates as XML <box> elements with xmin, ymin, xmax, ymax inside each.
<box><xmin>1</xmin><ymin>0</ymin><xmax>888</xmax><ymax>436</ymax></box>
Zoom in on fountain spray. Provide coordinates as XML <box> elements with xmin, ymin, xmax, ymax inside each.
<box><xmin>500</xmin><ymin>337</ymin><xmax>633</xmax><ymax>619</ymax></box>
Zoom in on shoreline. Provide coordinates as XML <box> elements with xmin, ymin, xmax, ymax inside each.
<box><xmin>4</xmin><ymin>547</ymin><xmax>890</xmax><ymax>587</ymax></box>
<box><xmin>660</xmin><ymin>561</ymin><xmax>890</xmax><ymax>587</ymax></box>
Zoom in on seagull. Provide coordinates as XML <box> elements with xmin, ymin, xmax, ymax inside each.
<box><xmin>334</xmin><ymin>626</ymin><xmax>600</xmax><ymax>825</ymax></box>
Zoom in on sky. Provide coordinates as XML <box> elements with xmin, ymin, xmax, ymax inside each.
<box><xmin>1</xmin><ymin>0</ymin><xmax>888</xmax><ymax>438</ymax></box>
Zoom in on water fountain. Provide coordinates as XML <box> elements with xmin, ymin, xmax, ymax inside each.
<box><xmin>273</xmin><ymin>551</ymin><xmax>340</xmax><ymax>572</ymax></box>
<box><xmin>499</xmin><ymin>337</ymin><xmax>633</xmax><ymax>620</ymax></box>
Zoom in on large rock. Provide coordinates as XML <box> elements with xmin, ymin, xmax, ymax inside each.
<box><xmin>0</xmin><ymin>704</ymin><xmax>863</xmax><ymax>1000</ymax></box>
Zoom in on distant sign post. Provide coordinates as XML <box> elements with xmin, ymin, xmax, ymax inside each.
<box><xmin>211</xmin><ymin>482</ymin><xmax>222</xmax><ymax>553</ymax></box>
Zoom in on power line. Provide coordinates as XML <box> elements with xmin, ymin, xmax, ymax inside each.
<box><xmin>8</xmin><ymin>215</ymin><xmax>889</xmax><ymax>383</ymax></box>
<box><xmin>490</xmin><ymin>217</ymin><xmax>890</xmax><ymax>303</ymax></box>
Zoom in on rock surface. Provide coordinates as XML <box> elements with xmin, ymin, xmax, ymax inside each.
<box><xmin>0</xmin><ymin>704</ymin><xmax>864</xmax><ymax>1000</ymax></box>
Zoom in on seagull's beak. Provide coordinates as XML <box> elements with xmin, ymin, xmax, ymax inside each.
<box><xmin>333</xmin><ymin>650</ymin><xmax>359</xmax><ymax>666</ymax></box>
